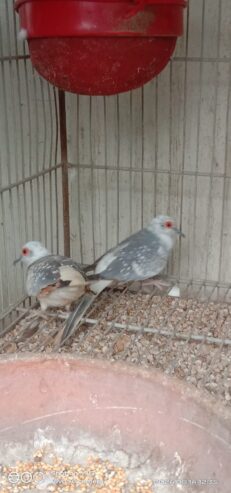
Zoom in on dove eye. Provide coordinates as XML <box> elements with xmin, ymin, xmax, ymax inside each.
<box><xmin>164</xmin><ymin>221</ymin><xmax>173</xmax><ymax>229</ymax></box>
<box><xmin>22</xmin><ymin>247</ymin><xmax>30</xmax><ymax>256</ymax></box>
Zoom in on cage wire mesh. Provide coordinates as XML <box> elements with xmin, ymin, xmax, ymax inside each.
<box><xmin>0</xmin><ymin>0</ymin><xmax>231</xmax><ymax>405</ymax></box>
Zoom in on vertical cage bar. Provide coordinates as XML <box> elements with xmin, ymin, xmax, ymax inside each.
<box><xmin>58</xmin><ymin>90</ymin><xmax>70</xmax><ymax>257</ymax></box>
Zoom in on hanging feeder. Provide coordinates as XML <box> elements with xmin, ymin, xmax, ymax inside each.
<box><xmin>15</xmin><ymin>0</ymin><xmax>187</xmax><ymax>96</ymax></box>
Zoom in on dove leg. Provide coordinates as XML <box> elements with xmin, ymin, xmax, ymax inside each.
<box><xmin>141</xmin><ymin>278</ymin><xmax>171</xmax><ymax>291</ymax></box>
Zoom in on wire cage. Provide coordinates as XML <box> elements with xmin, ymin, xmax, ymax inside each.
<box><xmin>0</xmin><ymin>0</ymin><xmax>231</xmax><ymax>406</ymax></box>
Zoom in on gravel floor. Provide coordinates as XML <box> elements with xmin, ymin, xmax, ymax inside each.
<box><xmin>0</xmin><ymin>287</ymin><xmax>231</xmax><ymax>407</ymax></box>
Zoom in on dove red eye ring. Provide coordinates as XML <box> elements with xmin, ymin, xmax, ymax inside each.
<box><xmin>164</xmin><ymin>221</ymin><xmax>173</xmax><ymax>229</ymax></box>
<box><xmin>22</xmin><ymin>247</ymin><xmax>30</xmax><ymax>256</ymax></box>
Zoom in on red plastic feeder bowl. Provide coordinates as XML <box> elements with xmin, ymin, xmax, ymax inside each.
<box><xmin>15</xmin><ymin>0</ymin><xmax>187</xmax><ymax>95</ymax></box>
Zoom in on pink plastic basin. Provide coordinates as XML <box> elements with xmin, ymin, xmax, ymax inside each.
<box><xmin>0</xmin><ymin>355</ymin><xmax>230</xmax><ymax>492</ymax></box>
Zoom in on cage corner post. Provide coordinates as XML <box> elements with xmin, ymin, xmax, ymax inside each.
<box><xmin>58</xmin><ymin>89</ymin><xmax>71</xmax><ymax>257</ymax></box>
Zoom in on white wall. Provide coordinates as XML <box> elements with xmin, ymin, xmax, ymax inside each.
<box><xmin>66</xmin><ymin>0</ymin><xmax>231</xmax><ymax>288</ymax></box>
<box><xmin>0</xmin><ymin>0</ymin><xmax>63</xmax><ymax>320</ymax></box>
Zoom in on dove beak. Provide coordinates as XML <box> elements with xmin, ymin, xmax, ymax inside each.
<box><xmin>13</xmin><ymin>256</ymin><xmax>22</xmax><ymax>265</ymax></box>
<box><xmin>173</xmin><ymin>227</ymin><xmax>185</xmax><ymax>238</ymax></box>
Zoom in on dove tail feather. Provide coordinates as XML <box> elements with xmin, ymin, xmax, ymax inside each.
<box><xmin>59</xmin><ymin>292</ymin><xmax>96</xmax><ymax>346</ymax></box>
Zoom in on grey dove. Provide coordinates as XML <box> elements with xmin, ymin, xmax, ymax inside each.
<box><xmin>59</xmin><ymin>215</ymin><xmax>184</xmax><ymax>346</ymax></box>
<box><xmin>13</xmin><ymin>241</ymin><xmax>89</xmax><ymax>311</ymax></box>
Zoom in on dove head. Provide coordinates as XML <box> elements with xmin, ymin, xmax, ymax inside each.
<box><xmin>14</xmin><ymin>241</ymin><xmax>50</xmax><ymax>267</ymax></box>
<box><xmin>147</xmin><ymin>215</ymin><xmax>185</xmax><ymax>246</ymax></box>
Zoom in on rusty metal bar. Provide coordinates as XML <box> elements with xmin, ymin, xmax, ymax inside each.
<box><xmin>58</xmin><ymin>90</ymin><xmax>70</xmax><ymax>257</ymax></box>
<box><xmin>0</xmin><ymin>55</ymin><xmax>30</xmax><ymax>62</ymax></box>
